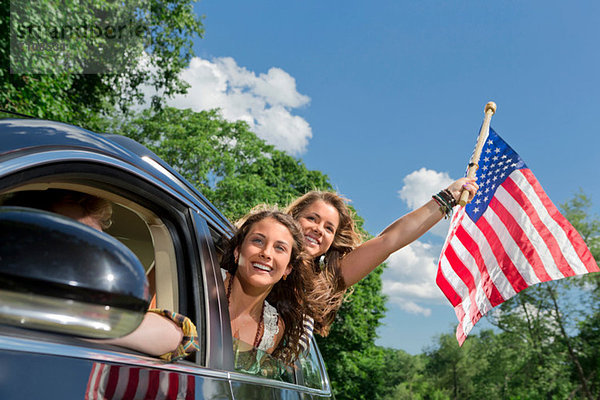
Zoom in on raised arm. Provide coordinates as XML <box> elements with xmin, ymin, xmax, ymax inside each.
<box><xmin>338</xmin><ymin>177</ymin><xmax>478</xmax><ymax>287</ymax></box>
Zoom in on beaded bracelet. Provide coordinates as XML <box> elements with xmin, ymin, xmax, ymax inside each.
<box><xmin>432</xmin><ymin>189</ymin><xmax>457</xmax><ymax>219</ymax></box>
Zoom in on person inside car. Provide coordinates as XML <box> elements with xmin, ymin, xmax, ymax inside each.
<box><xmin>220</xmin><ymin>207</ymin><xmax>313</xmax><ymax>366</ymax></box>
<box><xmin>1</xmin><ymin>189</ymin><xmax>199</xmax><ymax>361</ymax></box>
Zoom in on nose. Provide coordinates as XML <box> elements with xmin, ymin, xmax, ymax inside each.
<box><xmin>312</xmin><ymin>223</ymin><xmax>325</xmax><ymax>236</ymax></box>
<box><xmin>260</xmin><ymin>246</ymin><xmax>273</xmax><ymax>259</ymax></box>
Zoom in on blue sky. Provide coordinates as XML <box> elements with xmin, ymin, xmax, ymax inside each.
<box><xmin>160</xmin><ymin>1</ymin><xmax>600</xmax><ymax>354</ymax></box>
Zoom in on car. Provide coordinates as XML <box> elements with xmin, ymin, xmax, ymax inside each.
<box><xmin>0</xmin><ymin>117</ymin><xmax>332</xmax><ymax>399</ymax></box>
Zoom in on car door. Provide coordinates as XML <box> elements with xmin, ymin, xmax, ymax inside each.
<box><xmin>0</xmin><ymin>138</ymin><xmax>233</xmax><ymax>399</ymax></box>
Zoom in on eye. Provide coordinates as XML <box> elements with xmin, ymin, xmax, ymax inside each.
<box><xmin>325</xmin><ymin>225</ymin><xmax>335</xmax><ymax>233</ymax></box>
<box><xmin>275</xmin><ymin>244</ymin><xmax>287</xmax><ymax>252</ymax></box>
<box><xmin>306</xmin><ymin>215</ymin><xmax>316</xmax><ymax>221</ymax></box>
<box><xmin>251</xmin><ymin>237</ymin><xmax>263</xmax><ymax>245</ymax></box>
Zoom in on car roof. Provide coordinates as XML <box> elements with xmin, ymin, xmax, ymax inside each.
<box><xmin>0</xmin><ymin>118</ymin><xmax>234</xmax><ymax>237</ymax></box>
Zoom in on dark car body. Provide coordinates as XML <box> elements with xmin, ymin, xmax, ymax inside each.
<box><xmin>0</xmin><ymin>118</ymin><xmax>332</xmax><ymax>399</ymax></box>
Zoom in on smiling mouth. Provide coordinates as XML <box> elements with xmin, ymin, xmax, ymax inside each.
<box><xmin>252</xmin><ymin>262</ymin><xmax>272</xmax><ymax>272</ymax></box>
<box><xmin>305</xmin><ymin>236</ymin><xmax>319</xmax><ymax>246</ymax></box>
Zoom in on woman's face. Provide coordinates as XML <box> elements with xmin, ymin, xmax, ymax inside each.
<box><xmin>234</xmin><ymin>217</ymin><xmax>294</xmax><ymax>289</ymax></box>
<box><xmin>296</xmin><ymin>200</ymin><xmax>340</xmax><ymax>258</ymax></box>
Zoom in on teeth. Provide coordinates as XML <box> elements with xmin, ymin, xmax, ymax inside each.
<box><xmin>306</xmin><ymin>236</ymin><xmax>318</xmax><ymax>245</ymax></box>
<box><xmin>252</xmin><ymin>263</ymin><xmax>272</xmax><ymax>272</ymax></box>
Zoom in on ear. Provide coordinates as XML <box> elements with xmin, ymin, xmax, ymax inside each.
<box><xmin>284</xmin><ymin>264</ymin><xmax>293</xmax><ymax>277</ymax></box>
<box><xmin>234</xmin><ymin>247</ymin><xmax>239</xmax><ymax>263</ymax></box>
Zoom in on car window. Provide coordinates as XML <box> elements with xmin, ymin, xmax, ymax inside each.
<box><xmin>0</xmin><ymin>186</ymin><xmax>179</xmax><ymax>311</ymax></box>
<box><xmin>232</xmin><ymin>338</ymin><xmax>295</xmax><ymax>382</ymax></box>
<box><xmin>0</xmin><ymin>180</ymin><xmax>198</xmax><ymax>361</ymax></box>
<box><xmin>231</xmin><ymin>335</ymin><xmax>328</xmax><ymax>390</ymax></box>
<box><xmin>296</xmin><ymin>339</ymin><xmax>327</xmax><ymax>390</ymax></box>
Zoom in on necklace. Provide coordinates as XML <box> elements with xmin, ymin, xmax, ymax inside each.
<box><xmin>226</xmin><ymin>273</ymin><xmax>265</xmax><ymax>348</ymax></box>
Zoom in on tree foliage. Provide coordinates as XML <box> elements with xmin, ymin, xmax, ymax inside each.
<box><xmin>1</xmin><ymin>0</ymin><xmax>204</xmax><ymax>127</ymax></box>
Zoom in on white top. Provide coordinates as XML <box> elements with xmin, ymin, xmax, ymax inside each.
<box><xmin>257</xmin><ymin>300</ymin><xmax>279</xmax><ymax>352</ymax></box>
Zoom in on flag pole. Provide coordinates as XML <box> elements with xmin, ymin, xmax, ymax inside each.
<box><xmin>458</xmin><ymin>101</ymin><xmax>497</xmax><ymax>207</ymax></box>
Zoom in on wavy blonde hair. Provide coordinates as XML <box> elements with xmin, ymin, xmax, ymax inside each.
<box><xmin>286</xmin><ymin>191</ymin><xmax>363</xmax><ymax>336</ymax></box>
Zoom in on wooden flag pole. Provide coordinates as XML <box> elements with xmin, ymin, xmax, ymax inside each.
<box><xmin>458</xmin><ymin>101</ymin><xmax>497</xmax><ymax>207</ymax></box>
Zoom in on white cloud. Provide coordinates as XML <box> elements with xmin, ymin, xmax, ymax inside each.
<box><xmin>382</xmin><ymin>168</ymin><xmax>459</xmax><ymax>316</ymax></box>
<box><xmin>398</xmin><ymin>167</ymin><xmax>454</xmax><ymax>237</ymax></box>
<box><xmin>382</xmin><ymin>241</ymin><xmax>445</xmax><ymax>316</ymax></box>
<box><xmin>156</xmin><ymin>56</ymin><xmax>312</xmax><ymax>155</ymax></box>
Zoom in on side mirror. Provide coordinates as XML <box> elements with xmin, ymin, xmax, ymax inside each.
<box><xmin>0</xmin><ymin>207</ymin><xmax>150</xmax><ymax>339</ymax></box>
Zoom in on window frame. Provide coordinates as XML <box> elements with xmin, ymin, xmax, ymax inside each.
<box><xmin>0</xmin><ymin>158</ymin><xmax>206</xmax><ymax>364</ymax></box>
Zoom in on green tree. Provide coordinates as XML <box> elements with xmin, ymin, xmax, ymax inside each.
<box><xmin>118</xmin><ymin>107</ymin><xmax>331</xmax><ymax>219</ymax></box>
<box><xmin>1</xmin><ymin>0</ymin><xmax>203</xmax><ymax>126</ymax></box>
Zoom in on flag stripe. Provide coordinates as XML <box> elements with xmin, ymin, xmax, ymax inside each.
<box><xmin>488</xmin><ymin>192</ymin><xmax>551</xmax><ymax>283</ymax></box>
<box><xmin>167</xmin><ymin>372</ymin><xmax>179</xmax><ymax>398</ymax></box>
<box><xmin>446</xmin><ymin>233</ymin><xmax>496</xmax><ymax>317</ymax></box>
<box><xmin>455</xmin><ymin>226</ymin><xmax>505</xmax><ymax>307</ymax></box>
<box><xmin>436</xmin><ymin>265</ymin><xmax>462</xmax><ymax>307</ymax></box>
<box><xmin>442</xmin><ymin>244</ymin><xmax>483</xmax><ymax>326</ymax></box>
<box><xmin>122</xmin><ymin>367</ymin><xmax>140</xmax><ymax>399</ymax></box>
<box><xmin>495</xmin><ymin>180</ymin><xmax>564</xmax><ymax>280</ymax></box>
<box><xmin>460</xmin><ymin>218</ymin><xmax>517</xmax><ymax>300</ymax></box>
<box><xmin>146</xmin><ymin>370</ymin><xmax>160</xmax><ymax>399</ymax></box>
<box><xmin>514</xmin><ymin>170</ymin><xmax>590</xmax><ymax>274</ymax></box>
<box><xmin>502</xmin><ymin>174</ymin><xmax>574</xmax><ymax>278</ymax></box>
<box><xmin>104</xmin><ymin>365</ymin><xmax>120</xmax><ymax>400</ymax></box>
<box><xmin>520</xmin><ymin>169</ymin><xmax>600</xmax><ymax>274</ymax></box>
<box><xmin>186</xmin><ymin>375</ymin><xmax>195</xmax><ymax>400</ymax></box>
<box><xmin>476</xmin><ymin>216</ymin><xmax>529</xmax><ymax>293</ymax></box>
<box><xmin>438</xmin><ymin>256</ymin><xmax>471</xmax><ymax>324</ymax></box>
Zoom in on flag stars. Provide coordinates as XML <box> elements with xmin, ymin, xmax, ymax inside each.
<box><xmin>485</xmin><ymin>148</ymin><xmax>492</xmax><ymax>154</ymax></box>
<box><xmin>494</xmin><ymin>148</ymin><xmax>501</xmax><ymax>153</ymax></box>
<box><xmin>492</xmin><ymin>155</ymin><xmax>499</xmax><ymax>161</ymax></box>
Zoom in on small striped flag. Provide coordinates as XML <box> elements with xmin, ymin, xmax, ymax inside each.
<box><xmin>85</xmin><ymin>362</ymin><xmax>195</xmax><ymax>400</ymax></box>
<box><xmin>437</xmin><ymin>127</ymin><xmax>599</xmax><ymax>345</ymax></box>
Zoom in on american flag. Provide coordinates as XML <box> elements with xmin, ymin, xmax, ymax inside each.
<box><xmin>437</xmin><ymin>127</ymin><xmax>599</xmax><ymax>345</ymax></box>
<box><xmin>85</xmin><ymin>363</ymin><xmax>195</xmax><ymax>400</ymax></box>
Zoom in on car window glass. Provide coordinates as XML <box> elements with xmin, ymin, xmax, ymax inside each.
<box><xmin>232</xmin><ymin>338</ymin><xmax>295</xmax><ymax>383</ymax></box>
<box><xmin>296</xmin><ymin>339</ymin><xmax>325</xmax><ymax>390</ymax></box>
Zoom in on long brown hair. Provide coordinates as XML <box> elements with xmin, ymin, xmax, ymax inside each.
<box><xmin>286</xmin><ymin>191</ymin><xmax>363</xmax><ymax>336</ymax></box>
<box><xmin>221</xmin><ymin>208</ymin><xmax>313</xmax><ymax>363</ymax></box>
